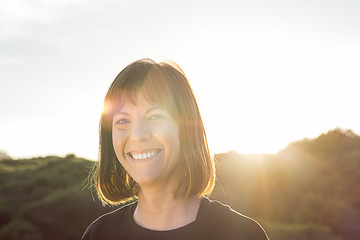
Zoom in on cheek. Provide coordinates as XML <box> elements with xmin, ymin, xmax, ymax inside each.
<box><xmin>112</xmin><ymin>131</ymin><xmax>127</xmax><ymax>158</ymax></box>
<box><xmin>162</xmin><ymin>126</ymin><xmax>180</xmax><ymax>156</ymax></box>
<box><xmin>170</xmin><ymin>132</ymin><xmax>180</xmax><ymax>151</ymax></box>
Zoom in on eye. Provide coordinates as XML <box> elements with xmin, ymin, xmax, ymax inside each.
<box><xmin>115</xmin><ymin>118</ymin><xmax>130</xmax><ymax>126</ymax></box>
<box><xmin>149</xmin><ymin>114</ymin><xmax>165</xmax><ymax>121</ymax></box>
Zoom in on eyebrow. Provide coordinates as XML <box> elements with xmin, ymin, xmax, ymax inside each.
<box><xmin>115</xmin><ymin>106</ymin><xmax>162</xmax><ymax>116</ymax></box>
<box><xmin>116</xmin><ymin>112</ymin><xmax>129</xmax><ymax>116</ymax></box>
<box><xmin>145</xmin><ymin>106</ymin><xmax>162</xmax><ymax>114</ymax></box>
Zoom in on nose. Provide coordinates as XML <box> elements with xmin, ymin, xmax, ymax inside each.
<box><xmin>129</xmin><ymin>119</ymin><xmax>150</xmax><ymax>142</ymax></box>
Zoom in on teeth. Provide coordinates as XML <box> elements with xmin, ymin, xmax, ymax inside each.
<box><xmin>131</xmin><ymin>151</ymin><xmax>157</xmax><ymax>160</ymax></box>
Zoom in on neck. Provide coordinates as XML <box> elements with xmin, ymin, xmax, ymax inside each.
<box><xmin>134</xmin><ymin>186</ymin><xmax>201</xmax><ymax>231</ymax></box>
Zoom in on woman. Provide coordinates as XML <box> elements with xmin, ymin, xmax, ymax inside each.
<box><xmin>82</xmin><ymin>59</ymin><xmax>269</xmax><ymax>240</ymax></box>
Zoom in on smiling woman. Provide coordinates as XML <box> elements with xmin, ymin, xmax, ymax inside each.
<box><xmin>82</xmin><ymin>59</ymin><xmax>269</xmax><ymax>240</ymax></box>
<box><xmin>111</xmin><ymin>97</ymin><xmax>181</xmax><ymax>188</ymax></box>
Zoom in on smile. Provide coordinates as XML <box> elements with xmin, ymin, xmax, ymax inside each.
<box><xmin>128</xmin><ymin>150</ymin><xmax>161</xmax><ymax>160</ymax></box>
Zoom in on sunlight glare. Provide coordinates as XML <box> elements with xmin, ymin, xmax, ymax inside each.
<box><xmin>173</xmin><ymin>31</ymin><xmax>357</xmax><ymax>155</ymax></box>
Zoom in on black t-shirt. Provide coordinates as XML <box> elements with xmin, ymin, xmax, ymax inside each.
<box><xmin>82</xmin><ymin>198</ymin><xmax>269</xmax><ymax>240</ymax></box>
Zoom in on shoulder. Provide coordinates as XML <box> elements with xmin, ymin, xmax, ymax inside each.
<box><xmin>199</xmin><ymin>198</ymin><xmax>269</xmax><ymax>240</ymax></box>
<box><xmin>82</xmin><ymin>201</ymin><xmax>137</xmax><ymax>240</ymax></box>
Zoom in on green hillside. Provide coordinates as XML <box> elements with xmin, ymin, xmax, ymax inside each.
<box><xmin>212</xmin><ymin>128</ymin><xmax>360</xmax><ymax>240</ymax></box>
<box><xmin>0</xmin><ymin>155</ymin><xmax>113</xmax><ymax>240</ymax></box>
<box><xmin>1</xmin><ymin>128</ymin><xmax>359</xmax><ymax>240</ymax></box>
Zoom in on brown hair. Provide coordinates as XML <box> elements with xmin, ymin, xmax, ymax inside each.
<box><xmin>92</xmin><ymin>58</ymin><xmax>215</xmax><ymax>205</ymax></box>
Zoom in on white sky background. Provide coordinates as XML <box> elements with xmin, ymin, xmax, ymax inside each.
<box><xmin>1</xmin><ymin>0</ymin><xmax>359</xmax><ymax>160</ymax></box>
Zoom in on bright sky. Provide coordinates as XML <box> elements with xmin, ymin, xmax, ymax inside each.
<box><xmin>1</xmin><ymin>0</ymin><xmax>359</xmax><ymax>160</ymax></box>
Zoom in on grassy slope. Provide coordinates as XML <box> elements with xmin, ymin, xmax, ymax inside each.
<box><xmin>0</xmin><ymin>155</ymin><xmax>114</xmax><ymax>240</ymax></box>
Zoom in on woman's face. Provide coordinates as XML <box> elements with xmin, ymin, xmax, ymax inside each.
<box><xmin>112</xmin><ymin>95</ymin><xmax>181</xmax><ymax>188</ymax></box>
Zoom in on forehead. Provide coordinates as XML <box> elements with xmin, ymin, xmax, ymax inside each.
<box><xmin>114</xmin><ymin>95</ymin><xmax>161</xmax><ymax>113</ymax></box>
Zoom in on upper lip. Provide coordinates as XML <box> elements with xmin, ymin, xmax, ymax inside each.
<box><xmin>126</xmin><ymin>149</ymin><xmax>162</xmax><ymax>158</ymax></box>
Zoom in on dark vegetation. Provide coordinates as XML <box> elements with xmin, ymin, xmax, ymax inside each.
<box><xmin>0</xmin><ymin>154</ymin><xmax>112</xmax><ymax>240</ymax></box>
<box><xmin>212</xmin><ymin>128</ymin><xmax>360</xmax><ymax>240</ymax></box>
<box><xmin>1</xmin><ymin>128</ymin><xmax>359</xmax><ymax>240</ymax></box>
